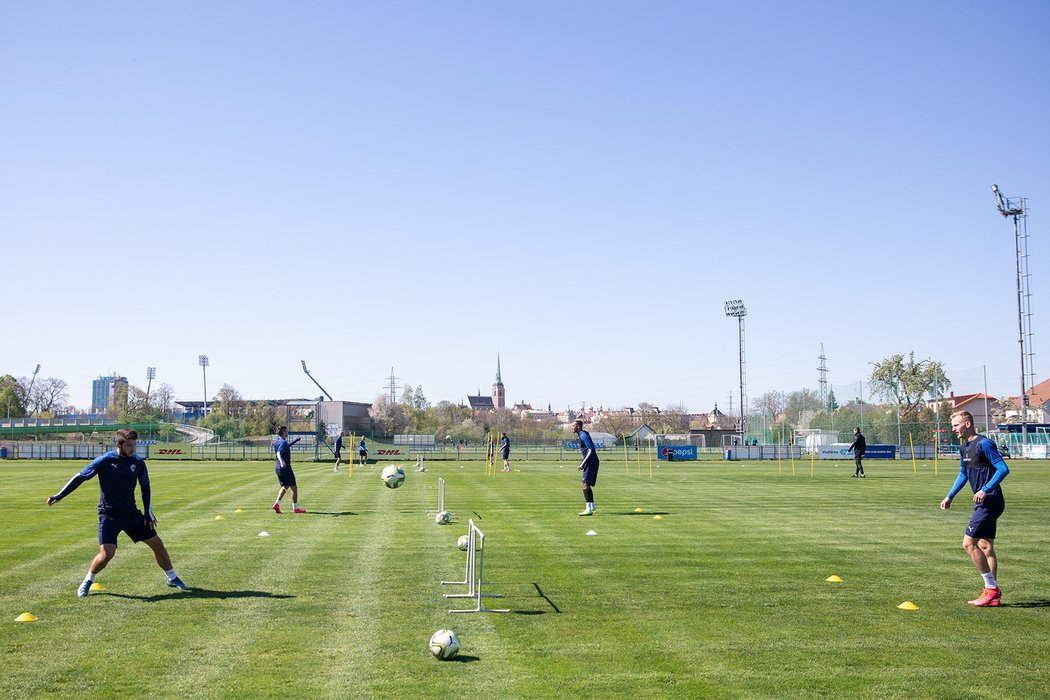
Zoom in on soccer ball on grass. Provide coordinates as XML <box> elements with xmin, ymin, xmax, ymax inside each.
<box><xmin>429</xmin><ymin>629</ymin><xmax>460</xmax><ymax>660</ymax></box>
<box><xmin>435</xmin><ymin>510</ymin><xmax>452</xmax><ymax>524</ymax></box>
<box><xmin>381</xmin><ymin>465</ymin><xmax>405</xmax><ymax>489</ymax></box>
<box><xmin>456</xmin><ymin>534</ymin><xmax>470</xmax><ymax>550</ymax></box>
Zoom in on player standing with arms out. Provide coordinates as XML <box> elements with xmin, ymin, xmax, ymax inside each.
<box><xmin>848</xmin><ymin>426</ymin><xmax>866</xmax><ymax>477</ymax></box>
<box><xmin>333</xmin><ymin>430</ymin><xmax>343</xmax><ymax>472</ymax></box>
<box><xmin>572</xmin><ymin>419</ymin><xmax>599</xmax><ymax>516</ymax></box>
<box><xmin>273</xmin><ymin>426</ymin><xmax>306</xmax><ymax>514</ymax></box>
<box><xmin>501</xmin><ymin>432</ymin><xmax>511</xmax><ymax>472</ymax></box>
<box><xmin>358</xmin><ymin>436</ymin><xmax>368</xmax><ymax>467</ymax></box>
<box><xmin>940</xmin><ymin>410</ymin><xmax>1009</xmax><ymax>607</ymax></box>
<box><xmin>46</xmin><ymin>428</ymin><xmax>190</xmax><ymax>597</ymax></box>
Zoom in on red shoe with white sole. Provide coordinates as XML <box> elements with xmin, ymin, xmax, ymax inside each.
<box><xmin>968</xmin><ymin>587</ymin><xmax>1002</xmax><ymax>607</ymax></box>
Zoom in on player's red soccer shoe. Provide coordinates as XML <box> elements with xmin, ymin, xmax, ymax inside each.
<box><xmin>272</xmin><ymin>503</ymin><xmax>282</xmax><ymax>514</ymax></box>
<box><xmin>293</xmin><ymin>508</ymin><xmax>307</xmax><ymax>514</ymax></box>
<box><xmin>968</xmin><ymin>587</ymin><xmax>1002</xmax><ymax>607</ymax></box>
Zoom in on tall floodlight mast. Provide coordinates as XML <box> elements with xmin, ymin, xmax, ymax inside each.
<box><xmin>724</xmin><ymin>300</ymin><xmax>748</xmax><ymax>439</ymax></box>
<box><xmin>301</xmin><ymin>361</ymin><xmax>334</xmax><ymax>401</ymax></box>
<box><xmin>992</xmin><ymin>184</ymin><xmax>1036</xmax><ymax>446</ymax></box>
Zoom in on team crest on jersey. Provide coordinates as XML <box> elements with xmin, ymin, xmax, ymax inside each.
<box><xmin>130</xmin><ymin>464</ymin><xmax>137</xmax><ymax>473</ymax></box>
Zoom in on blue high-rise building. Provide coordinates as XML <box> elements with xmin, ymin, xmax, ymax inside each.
<box><xmin>91</xmin><ymin>375</ymin><xmax>128</xmax><ymax>412</ymax></box>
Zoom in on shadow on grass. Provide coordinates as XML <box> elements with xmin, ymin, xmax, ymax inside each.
<box><xmin>447</xmin><ymin>655</ymin><xmax>481</xmax><ymax>663</ymax></box>
<box><xmin>104</xmin><ymin>587</ymin><xmax>296</xmax><ymax>602</ymax></box>
<box><xmin>1002</xmin><ymin>599</ymin><xmax>1050</xmax><ymax>608</ymax></box>
<box><xmin>306</xmin><ymin>511</ymin><xmax>356</xmax><ymax>516</ymax></box>
<box><xmin>532</xmin><ymin>582</ymin><xmax>561</xmax><ymax>613</ymax></box>
<box><xmin>607</xmin><ymin>511</ymin><xmax>671</xmax><ymax>516</ymax></box>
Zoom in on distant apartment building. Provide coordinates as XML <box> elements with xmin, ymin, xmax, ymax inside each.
<box><xmin>91</xmin><ymin>375</ymin><xmax>128</xmax><ymax>412</ymax></box>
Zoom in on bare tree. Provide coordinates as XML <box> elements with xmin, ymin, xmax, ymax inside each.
<box><xmin>30</xmin><ymin>377</ymin><xmax>69</xmax><ymax>415</ymax></box>
<box><xmin>152</xmin><ymin>383</ymin><xmax>176</xmax><ymax>415</ymax></box>
<box><xmin>752</xmin><ymin>391</ymin><xmax>787</xmax><ymax>421</ymax></box>
<box><xmin>215</xmin><ymin>384</ymin><xmax>244</xmax><ymax>416</ymax></box>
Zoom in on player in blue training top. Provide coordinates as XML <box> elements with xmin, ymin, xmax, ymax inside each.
<box><xmin>939</xmin><ymin>410</ymin><xmax>1010</xmax><ymax>607</ymax></box>
<box><xmin>333</xmin><ymin>430</ymin><xmax>344</xmax><ymax>472</ymax></box>
<box><xmin>273</xmin><ymin>425</ymin><xmax>305</xmax><ymax>514</ymax></box>
<box><xmin>46</xmin><ymin>428</ymin><xmax>190</xmax><ymax>597</ymax></box>
<box><xmin>573</xmin><ymin>419</ymin><xmax>600</xmax><ymax>515</ymax></box>
<box><xmin>500</xmin><ymin>432</ymin><xmax>511</xmax><ymax>472</ymax></box>
<box><xmin>358</xmin><ymin>436</ymin><xmax>368</xmax><ymax>467</ymax></box>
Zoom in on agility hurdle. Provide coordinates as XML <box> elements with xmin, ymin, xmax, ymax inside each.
<box><xmin>442</xmin><ymin>518</ymin><xmax>509</xmax><ymax>614</ymax></box>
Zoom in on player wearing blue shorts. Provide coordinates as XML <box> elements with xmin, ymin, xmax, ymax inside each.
<box><xmin>501</xmin><ymin>432</ymin><xmax>511</xmax><ymax>472</ymax></box>
<box><xmin>573</xmin><ymin>419</ymin><xmax>599</xmax><ymax>515</ymax></box>
<box><xmin>46</xmin><ymin>428</ymin><xmax>189</xmax><ymax>597</ymax></box>
<box><xmin>334</xmin><ymin>430</ymin><xmax>343</xmax><ymax>472</ymax></box>
<box><xmin>358</xmin><ymin>436</ymin><xmax>368</xmax><ymax>466</ymax></box>
<box><xmin>940</xmin><ymin>410</ymin><xmax>1009</xmax><ymax>607</ymax></box>
<box><xmin>273</xmin><ymin>426</ymin><xmax>305</xmax><ymax>514</ymax></box>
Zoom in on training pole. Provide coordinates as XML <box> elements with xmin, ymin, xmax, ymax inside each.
<box><xmin>810</xmin><ymin>446</ymin><xmax>815</xmax><ymax>478</ymax></box>
<box><xmin>776</xmin><ymin>431</ymin><xmax>782</xmax><ymax>475</ymax></box>
<box><xmin>623</xmin><ymin>439</ymin><xmax>629</xmax><ymax>476</ymax></box>
<box><xmin>648</xmin><ymin>438</ymin><xmax>653</xmax><ymax>478</ymax></box>
<box><xmin>909</xmin><ymin>432</ymin><xmax>916</xmax><ymax>475</ymax></box>
<box><xmin>790</xmin><ymin>433</ymin><xmax>796</xmax><ymax>476</ymax></box>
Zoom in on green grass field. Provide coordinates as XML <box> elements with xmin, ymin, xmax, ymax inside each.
<box><xmin>3</xmin><ymin>457</ymin><xmax>1048</xmax><ymax>699</ymax></box>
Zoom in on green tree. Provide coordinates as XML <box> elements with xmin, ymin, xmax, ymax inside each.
<box><xmin>0</xmin><ymin>374</ymin><xmax>26</xmax><ymax>417</ymax></box>
<box><xmin>869</xmin><ymin>352</ymin><xmax>950</xmax><ymax>417</ymax></box>
<box><xmin>826</xmin><ymin>388</ymin><xmax>839</xmax><ymax>412</ymax></box>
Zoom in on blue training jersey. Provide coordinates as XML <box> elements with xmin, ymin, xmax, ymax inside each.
<box><xmin>359</xmin><ymin>438</ymin><xmax>367</xmax><ymax>452</ymax></box>
<box><xmin>275</xmin><ymin>438</ymin><xmax>292</xmax><ymax>470</ymax></box>
<box><xmin>948</xmin><ymin>436</ymin><xmax>1009</xmax><ymax>499</ymax></box>
<box><xmin>335</xmin><ymin>435</ymin><xmax>343</xmax><ymax>451</ymax></box>
<box><xmin>579</xmin><ymin>430</ymin><xmax>599</xmax><ymax>465</ymax></box>
<box><xmin>77</xmin><ymin>451</ymin><xmax>151</xmax><ymax>517</ymax></box>
<box><xmin>501</xmin><ymin>436</ymin><xmax>510</xmax><ymax>455</ymax></box>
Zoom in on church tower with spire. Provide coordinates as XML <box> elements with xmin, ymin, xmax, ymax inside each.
<box><xmin>491</xmin><ymin>354</ymin><xmax>506</xmax><ymax>410</ymax></box>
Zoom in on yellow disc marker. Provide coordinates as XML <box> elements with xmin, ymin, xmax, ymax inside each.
<box><xmin>234</xmin><ymin>508</ymin><xmax>245</xmax><ymax>513</ymax></box>
<box><xmin>633</xmin><ymin>507</ymin><xmax>644</xmax><ymax>513</ymax></box>
<box><xmin>826</xmin><ymin>575</ymin><xmax>844</xmax><ymax>583</ymax></box>
<box><xmin>897</xmin><ymin>601</ymin><xmax>919</xmax><ymax>611</ymax></box>
<box><xmin>214</xmin><ymin>515</ymin><xmax>225</xmax><ymax>520</ymax></box>
<box><xmin>90</xmin><ymin>582</ymin><xmax>104</xmax><ymax>591</ymax></box>
<box><xmin>653</xmin><ymin>515</ymin><xmax>664</xmax><ymax>520</ymax></box>
<box><xmin>15</xmin><ymin>613</ymin><xmax>38</xmax><ymax>622</ymax></box>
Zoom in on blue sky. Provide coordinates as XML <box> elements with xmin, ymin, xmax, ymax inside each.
<box><xmin>3</xmin><ymin>1</ymin><xmax>1048</xmax><ymax>413</ymax></box>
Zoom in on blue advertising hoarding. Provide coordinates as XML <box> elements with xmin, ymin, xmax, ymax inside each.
<box><xmin>657</xmin><ymin>445</ymin><xmax>697</xmax><ymax>461</ymax></box>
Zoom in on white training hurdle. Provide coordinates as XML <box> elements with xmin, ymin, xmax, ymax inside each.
<box><xmin>442</xmin><ymin>518</ymin><xmax>509</xmax><ymax>614</ymax></box>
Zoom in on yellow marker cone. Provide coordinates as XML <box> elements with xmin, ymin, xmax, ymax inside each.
<box><xmin>897</xmin><ymin>601</ymin><xmax>919</xmax><ymax>611</ymax></box>
<box><xmin>826</xmin><ymin>575</ymin><xmax>844</xmax><ymax>583</ymax></box>
<box><xmin>90</xmin><ymin>582</ymin><xmax>104</xmax><ymax>591</ymax></box>
<box><xmin>633</xmin><ymin>507</ymin><xmax>644</xmax><ymax>513</ymax></box>
<box><xmin>15</xmin><ymin>612</ymin><xmax>38</xmax><ymax>622</ymax></box>
<box><xmin>653</xmin><ymin>515</ymin><xmax>664</xmax><ymax>520</ymax></box>
<box><xmin>214</xmin><ymin>515</ymin><xmax>225</xmax><ymax>520</ymax></box>
<box><xmin>234</xmin><ymin>508</ymin><xmax>245</xmax><ymax>513</ymax></box>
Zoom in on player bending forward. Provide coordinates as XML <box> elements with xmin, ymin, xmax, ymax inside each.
<box><xmin>47</xmin><ymin>429</ymin><xmax>190</xmax><ymax>597</ymax></box>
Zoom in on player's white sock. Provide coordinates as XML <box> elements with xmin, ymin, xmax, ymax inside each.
<box><xmin>165</xmin><ymin>569</ymin><xmax>177</xmax><ymax>581</ymax></box>
<box><xmin>587</xmin><ymin>503</ymin><xmax>595</xmax><ymax>512</ymax></box>
<box><xmin>982</xmin><ymin>572</ymin><xmax>997</xmax><ymax>589</ymax></box>
<box><xmin>84</xmin><ymin>571</ymin><xmax>95</xmax><ymax>583</ymax></box>
<box><xmin>292</xmin><ymin>502</ymin><xmax>298</xmax><ymax>510</ymax></box>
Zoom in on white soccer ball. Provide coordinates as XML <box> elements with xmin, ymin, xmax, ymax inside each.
<box><xmin>429</xmin><ymin>629</ymin><xmax>460</xmax><ymax>660</ymax></box>
<box><xmin>435</xmin><ymin>510</ymin><xmax>452</xmax><ymax>524</ymax></box>
<box><xmin>457</xmin><ymin>534</ymin><xmax>470</xmax><ymax>550</ymax></box>
<box><xmin>381</xmin><ymin>465</ymin><xmax>405</xmax><ymax>489</ymax></box>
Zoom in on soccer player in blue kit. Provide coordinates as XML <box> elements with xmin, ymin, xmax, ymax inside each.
<box><xmin>939</xmin><ymin>410</ymin><xmax>1009</xmax><ymax>607</ymax></box>
<box><xmin>572</xmin><ymin>419</ymin><xmax>599</xmax><ymax>516</ymax></box>
<box><xmin>272</xmin><ymin>425</ymin><xmax>305</xmax><ymax>514</ymax></box>
<box><xmin>333</xmin><ymin>429</ymin><xmax>344</xmax><ymax>472</ymax></box>
<box><xmin>500</xmin><ymin>432</ymin><xmax>511</xmax><ymax>472</ymax></box>
<box><xmin>46</xmin><ymin>428</ymin><xmax>190</xmax><ymax>597</ymax></box>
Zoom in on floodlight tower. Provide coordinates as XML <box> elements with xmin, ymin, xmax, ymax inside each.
<box><xmin>993</xmin><ymin>184</ymin><xmax>1036</xmax><ymax>445</ymax></box>
<box><xmin>817</xmin><ymin>344</ymin><xmax>829</xmax><ymax>409</ymax></box>
<box><xmin>724</xmin><ymin>300</ymin><xmax>748</xmax><ymax>439</ymax></box>
<box><xmin>145</xmin><ymin>367</ymin><xmax>156</xmax><ymax>405</ymax></box>
<box><xmin>198</xmin><ymin>355</ymin><xmax>209</xmax><ymax>418</ymax></box>
<box><xmin>25</xmin><ymin>364</ymin><xmax>41</xmax><ymax>416</ymax></box>
<box><xmin>301</xmin><ymin>360</ymin><xmax>334</xmax><ymax>401</ymax></box>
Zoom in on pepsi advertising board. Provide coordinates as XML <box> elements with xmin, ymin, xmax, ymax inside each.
<box><xmin>658</xmin><ymin>445</ymin><xmax>697</xmax><ymax>461</ymax></box>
